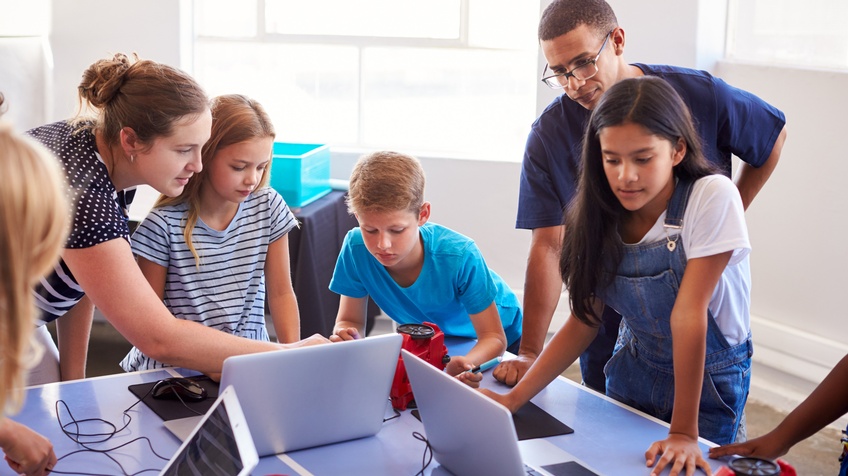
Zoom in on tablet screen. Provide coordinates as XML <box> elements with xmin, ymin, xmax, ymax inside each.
<box><xmin>161</xmin><ymin>390</ymin><xmax>250</xmax><ymax>476</ymax></box>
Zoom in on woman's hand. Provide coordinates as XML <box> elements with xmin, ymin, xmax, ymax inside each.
<box><xmin>291</xmin><ymin>334</ymin><xmax>332</xmax><ymax>346</ymax></box>
<box><xmin>0</xmin><ymin>420</ymin><xmax>57</xmax><ymax>476</ymax></box>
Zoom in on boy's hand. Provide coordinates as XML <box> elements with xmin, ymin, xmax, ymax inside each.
<box><xmin>456</xmin><ymin>369</ymin><xmax>483</xmax><ymax>388</ymax></box>
<box><xmin>330</xmin><ymin>327</ymin><xmax>361</xmax><ymax>342</ymax></box>
<box><xmin>445</xmin><ymin>355</ymin><xmax>472</xmax><ymax>377</ymax></box>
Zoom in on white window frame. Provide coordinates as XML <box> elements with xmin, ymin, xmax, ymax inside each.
<box><xmin>192</xmin><ymin>0</ymin><xmax>549</xmax><ymax>162</ymax></box>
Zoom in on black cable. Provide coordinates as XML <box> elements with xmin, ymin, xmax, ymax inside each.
<box><xmin>383</xmin><ymin>399</ymin><xmax>402</xmax><ymax>422</ymax></box>
<box><xmin>412</xmin><ymin>431</ymin><xmax>433</xmax><ymax>476</ymax></box>
<box><xmin>50</xmin><ymin>378</ymin><xmax>203</xmax><ymax>475</ymax></box>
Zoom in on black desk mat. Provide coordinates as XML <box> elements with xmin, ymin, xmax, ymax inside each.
<box><xmin>127</xmin><ymin>375</ymin><xmax>220</xmax><ymax>421</ymax></box>
<box><xmin>512</xmin><ymin>401</ymin><xmax>574</xmax><ymax>440</ymax></box>
<box><xmin>412</xmin><ymin>400</ymin><xmax>573</xmax><ymax>440</ymax></box>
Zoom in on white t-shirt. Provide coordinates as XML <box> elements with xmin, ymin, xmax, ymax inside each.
<box><xmin>637</xmin><ymin>175</ymin><xmax>751</xmax><ymax>345</ymax></box>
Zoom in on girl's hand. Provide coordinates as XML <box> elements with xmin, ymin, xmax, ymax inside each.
<box><xmin>708</xmin><ymin>432</ymin><xmax>789</xmax><ymax>462</ymax></box>
<box><xmin>478</xmin><ymin>388</ymin><xmax>519</xmax><ymax>413</ymax></box>
<box><xmin>645</xmin><ymin>433</ymin><xmax>713</xmax><ymax>476</ymax></box>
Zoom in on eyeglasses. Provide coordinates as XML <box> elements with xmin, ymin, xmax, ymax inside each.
<box><xmin>541</xmin><ymin>31</ymin><xmax>612</xmax><ymax>89</ymax></box>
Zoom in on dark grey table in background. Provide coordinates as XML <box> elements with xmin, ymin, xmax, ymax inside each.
<box><xmin>288</xmin><ymin>190</ymin><xmax>379</xmax><ymax>338</ymax></box>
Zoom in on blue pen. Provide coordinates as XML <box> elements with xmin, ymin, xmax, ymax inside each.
<box><xmin>469</xmin><ymin>356</ymin><xmax>502</xmax><ymax>374</ymax></box>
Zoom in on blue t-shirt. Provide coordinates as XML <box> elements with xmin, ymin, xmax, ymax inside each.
<box><xmin>516</xmin><ymin>63</ymin><xmax>787</xmax><ymax>230</ymax></box>
<box><xmin>330</xmin><ymin>222</ymin><xmax>522</xmax><ymax>345</ymax></box>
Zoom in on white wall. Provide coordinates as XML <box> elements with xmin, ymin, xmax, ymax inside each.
<box><xmin>0</xmin><ymin>0</ymin><xmax>52</xmax><ymax>131</ymax></box>
<box><xmin>44</xmin><ymin>0</ymin><xmax>847</xmax><ymax>422</ymax></box>
<box><xmin>49</xmin><ymin>0</ymin><xmax>188</xmax><ymax>121</ymax></box>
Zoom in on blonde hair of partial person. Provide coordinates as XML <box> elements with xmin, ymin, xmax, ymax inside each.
<box><xmin>0</xmin><ymin>116</ymin><xmax>70</xmax><ymax>415</ymax></box>
<box><xmin>73</xmin><ymin>52</ymin><xmax>209</xmax><ymax>171</ymax></box>
<box><xmin>155</xmin><ymin>94</ymin><xmax>276</xmax><ymax>267</ymax></box>
<box><xmin>346</xmin><ymin>151</ymin><xmax>426</xmax><ymax>215</ymax></box>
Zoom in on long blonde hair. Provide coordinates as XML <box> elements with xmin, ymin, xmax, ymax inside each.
<box><xmin>0</xmin><ymin>118</ymin><xmax>70</xmax><ymax>414</ymax></box>
<box><xmin>155</xmin><ymin>94</ymin><xmax>275</xmax><ymax>267</ymax></box>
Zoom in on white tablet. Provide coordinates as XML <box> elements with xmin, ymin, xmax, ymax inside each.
<box><xmin>159</xmin><ymin>385</ymin><xmax>258</xmax><ymax>476</ymax></box>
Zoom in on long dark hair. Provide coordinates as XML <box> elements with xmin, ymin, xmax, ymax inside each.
<box><xmin>561</xmin><ymin>76</ymin><xmax>718</xmax><ymax>326</ymax></box>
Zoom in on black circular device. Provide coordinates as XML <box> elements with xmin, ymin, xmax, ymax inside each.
<box><xmin>397</xmin><ymin>323</ymin><xmax>435</xmax><ymax>339</ymax></box>
<box><xmin>728</xmin><ymin>457</ymin><xmax>781</xmax><ymax>476</ymax></box>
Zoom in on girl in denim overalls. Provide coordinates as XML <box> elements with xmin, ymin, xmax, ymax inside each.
<box><xmin>482</xmin><ymin>76</ymin><xmax>753</xmax><ymax>476</ymax></box>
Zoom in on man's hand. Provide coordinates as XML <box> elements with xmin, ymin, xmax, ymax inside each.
<box><xmin>492</xmin><ymin>353</ymin><xmax>537</xmax><ymax>387</ymax></box>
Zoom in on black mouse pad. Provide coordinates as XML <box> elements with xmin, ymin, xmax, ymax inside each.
<box><xmin>541</xmin><ymin>461</ymin><xmax>599</xmax><ymax>476</ymax></box>
<box><xmin>511</xmin><ymin>401</ymin><xmax>574</xmax><ymax>440</ymax></box>
<box><xmin>411</xmin><ymin>401</ymin><xmax>573</xmax><ymax>441</ymax></box>
<box><xmin>127</xmin><ymin>375</ymin><xmax>220</xmax><ymax>421</ymax></box>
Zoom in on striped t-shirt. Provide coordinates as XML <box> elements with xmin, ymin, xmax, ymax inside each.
<box><xmin>27</xmin><ymin>121</ymin><xmax>136</xmax><ymax>324</ymax></box>
<box><xmin>120</xmin><ymin>187</ymin><xmax>297</xmax><ymax>372</ymax></box>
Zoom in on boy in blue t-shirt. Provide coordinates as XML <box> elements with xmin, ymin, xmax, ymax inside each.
<box><xmin>330</xmin><ymin>151</ymin><xmax>522</xmax><ymax>386</ymax></box>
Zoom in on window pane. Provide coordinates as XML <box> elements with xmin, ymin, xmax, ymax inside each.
<box><xmin>196</xmin><ymin>0</ymin><xmax>257</xmax><ymax>38</ymax></box>
<box><xmin>728</xmin><ymin>0</ymin><xmax>848</xmax><ymax>70</ymax></box>
<box><xmin>361</xmin><ymin>47</ymin><xmax>536</xmax><ymax>159</ymax></box>
<box><xmin>468</xmin><ymin>0</ymin><xmax>538</xmax><ymax>50</ymax></box>
<box><xmin>194</xmin><ymin>41</ymin><xmax>360</xmax><ymax>144</ymax></box>
<box><xmin>265</xmin><ymin>0</ymin><xmax>461</xmax><ymax>39</ymax></box>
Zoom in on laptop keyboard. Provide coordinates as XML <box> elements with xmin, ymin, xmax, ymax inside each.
<box><xmin>524</xmin><ymin>464</ymin><xmax>545</xmax><ymax>476</ymax></box>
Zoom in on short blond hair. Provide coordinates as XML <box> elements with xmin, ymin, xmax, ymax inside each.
<box><xmin>347</xmin><ymin>151</ymin><xmax>425</xmax><ymax>215</ymax></box>
<box><xmin>0</xmin><ymin>120</ymin><xmax>70</xmax><ymax>415</ymax></box>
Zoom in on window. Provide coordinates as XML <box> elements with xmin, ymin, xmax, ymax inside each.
<box><xmin>193</xmin><ymin>0</ymin><xmax>540</xmax><ymax>161</ymax></box>
<box><xmin>726</xmin><ymin>0</ymin><xmax>848</xmax><ymax>71</ymax></box>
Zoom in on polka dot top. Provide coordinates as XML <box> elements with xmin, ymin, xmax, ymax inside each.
<box><xmin>27</xmin><ymin>120</ymin><xmax>136</xmax><ymax>323</ymax></box>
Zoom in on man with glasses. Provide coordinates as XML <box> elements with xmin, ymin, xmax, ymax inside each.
<box><xmin>494</xmin><ymin>0</ymin><xmax>787</xmax><ymax>405</ymax></box>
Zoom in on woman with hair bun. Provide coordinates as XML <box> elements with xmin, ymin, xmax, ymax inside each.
<box><xmin>25</xmin><ymin>53</ymin><xmax>327</xmax><ymax>384</ymax></box>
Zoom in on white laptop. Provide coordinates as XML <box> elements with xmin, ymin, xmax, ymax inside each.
<box><xmin>164</xmin><ymin>333</ymin><xmax>402</xmax><ymax>457</ymax></box>
<box><xmin>402</xmin><ymin>349</ymin><xmax>604</xmax><ymax>476</ymax></box>
<box><xmin>159</xmin><ymin>385</ymin><xmax>258</xmax><ymax>476</ymax></box>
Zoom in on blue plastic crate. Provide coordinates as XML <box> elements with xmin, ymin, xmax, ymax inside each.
<box><xmin>269</xmin><ymin>142</ymin><xmax>332</xmax><ymax>208</ymax></box>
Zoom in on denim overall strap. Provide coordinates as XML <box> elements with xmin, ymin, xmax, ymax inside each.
<box><xmin>599</xmin><ymin>176</ymin><xmax>752</xmax><ymax>445</ymax></box>
<box><xmin>664</xmin><ymin>176</ymin><xmax>693</xmax><ymax>228</ymax></box>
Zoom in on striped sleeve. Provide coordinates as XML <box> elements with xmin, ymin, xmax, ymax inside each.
<box><xmin>265</xmin><ymin>188</ymin><xmax>298</xmax><ymax>243</ymax></box>
<box><xmin>131</xmin><ymin>208</ymin><xmax>178</xmax><ymax>267</ymax></box>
